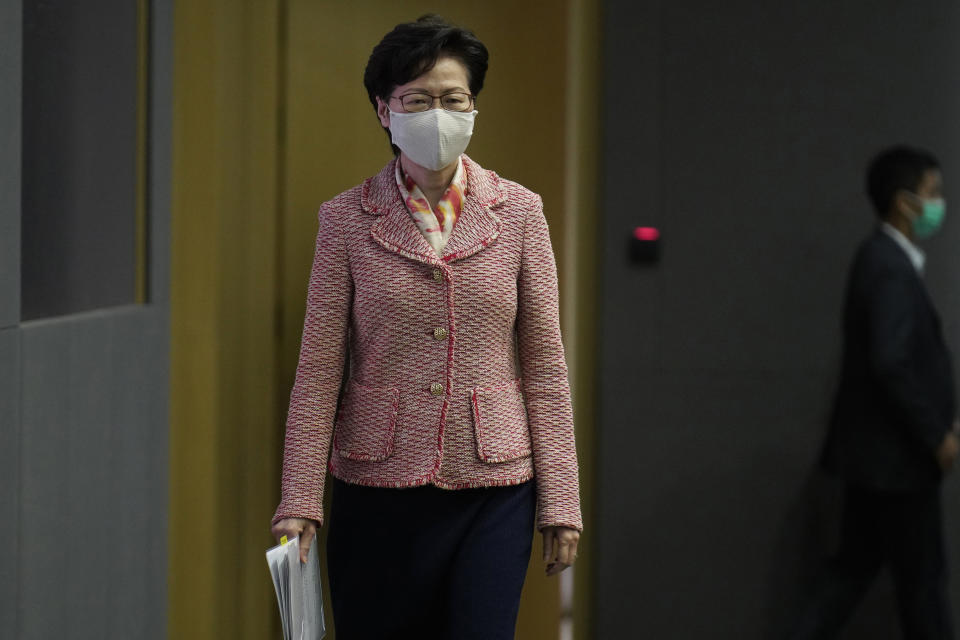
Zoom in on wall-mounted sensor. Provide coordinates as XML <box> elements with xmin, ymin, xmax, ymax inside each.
<box><xmin>630</xmin><ymin>226</ymin><xmax>661</xmax><ymax>264</ymax></box>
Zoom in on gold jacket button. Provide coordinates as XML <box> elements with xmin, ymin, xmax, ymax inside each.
<box><xmin>433</xmin><ymin>327</ymin><xmax>449</xmax><ymax>341</ymax></box>
<box><xmin>430</xmin><ymin>383</ymin><xmax>445</xmax><ymax>396</ymax></box>
<box><xmin>432</xmin><ymin>268</ymin><xmax>443</xmax><ymax>282</ymax></box>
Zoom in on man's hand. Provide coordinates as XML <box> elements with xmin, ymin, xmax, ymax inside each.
<box><xmin>542</xmin><ymin>526</ymin><xmax>580</xmax><ymax>577</ymax></box>
<box><xmin>935</xmin><ymin>429</ymin><xmax>959</xmax><ymax>474</ymax></box>
<box><xmin>271</xmin><ymin>517</ymin><xmax>318</xmax><ymax>563</ymax></box>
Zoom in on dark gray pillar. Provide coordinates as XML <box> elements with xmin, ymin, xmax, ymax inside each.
<box><xmin>0</xmin><ymin>0</ymin><xmax>20</xmax><ymax>329</ymax></box>
<box><xmin>0</xmin><ymin>329</ymin><xmax>20</xmax><ymax>640</ymax></box>
<box><xmin>0</xmin><ymin>1</ymin><xmax>21</xmax><ymax>637</ymax></box>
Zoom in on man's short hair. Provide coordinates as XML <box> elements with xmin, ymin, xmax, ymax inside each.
<box><xmin>866</xmin><ymin>145</ymin><xmax>940</xmax><ymax>219</ymax></box>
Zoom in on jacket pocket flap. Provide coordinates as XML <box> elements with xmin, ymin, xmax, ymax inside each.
<box><xmin>471</xmin><ymin>380</ymin><xmax>531</xmax><ymax>463</ymax></box>
<box><xmin>334</xmin><ymin>383</ymin><xmax>399</xmax><ymax>462</ymax></box>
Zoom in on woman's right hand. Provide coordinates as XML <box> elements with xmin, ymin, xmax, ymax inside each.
<box><xmin>271</xmin><ymin>518</ymin><xmax>319</xmax><ymax>563</ymax></box>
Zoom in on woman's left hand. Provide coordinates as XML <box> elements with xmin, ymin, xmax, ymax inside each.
<box><xmin>542</xmin><ymin>526</ymin><xmax>580</xmax><ymax>576</ymax></box>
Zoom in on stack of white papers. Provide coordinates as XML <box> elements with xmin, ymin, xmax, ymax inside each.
<box><xmin>266</xmin><ymin>535</ymin><xmax>326</xmax><ymax>640</ymax></box>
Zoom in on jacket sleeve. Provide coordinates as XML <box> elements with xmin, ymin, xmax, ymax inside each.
<box><xmin>272</xmin><ymin>206</ymin><xmax>352</xmax><ymax>526</ymax></box>
<box><xmin>868</xmin><ymin>267</ymin><xmax>949</xmax><ymax>451</ymax></box>
<box><xmin>517</xmin><ymin>196</ymin><xmax>583</xmax><ymax>531</ymax></box>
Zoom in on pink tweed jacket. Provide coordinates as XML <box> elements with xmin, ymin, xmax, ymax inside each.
<box><xmin>273</xmin><ymin>155</ymin><xmax>582</xmax><ymax>532</ymax></box>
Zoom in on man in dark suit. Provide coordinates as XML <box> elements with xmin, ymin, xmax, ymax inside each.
<box><xmin>793</xmin><ymin>146</ymin><xmax>959</xmax><ymax>639</ymax></box>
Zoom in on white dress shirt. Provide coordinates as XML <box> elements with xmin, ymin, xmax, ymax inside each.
<box><xmin>881</xmin><ymin>222</ymin><xmax>926</xmax><ymax>275</ymax></box>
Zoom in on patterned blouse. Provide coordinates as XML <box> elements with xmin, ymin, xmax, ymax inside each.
<box><xmin>395</xmin><ymin>157</ymin><xmax>467</xmax><ymax>256</ymax></box>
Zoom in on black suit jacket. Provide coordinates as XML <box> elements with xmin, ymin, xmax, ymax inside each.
<box><xmin>822</xmin><ymin>229</ymin><xmax>956</xmax><ymax>491</ymax></box>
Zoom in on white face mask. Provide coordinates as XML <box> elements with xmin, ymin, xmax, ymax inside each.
<box><xmin>389</xmin><ymin>108</ymin><xmax>478</xmax><ymax>171</ymax></box>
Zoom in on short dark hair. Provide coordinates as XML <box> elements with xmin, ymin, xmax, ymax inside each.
<box><xmin>363</xmin><ymin>15</ymin><xmax>489</xmax><ymax>153</ymax></box>
<box><xmin>866</xmin><ymin>145</ymin><xmax>940</xmax><ymax>218</ymax></box>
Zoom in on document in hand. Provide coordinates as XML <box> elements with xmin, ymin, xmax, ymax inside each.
<box><xmin>266</xmin><ymin>535</ymin><xmax>326</xmax><ymax>640</ymax></box>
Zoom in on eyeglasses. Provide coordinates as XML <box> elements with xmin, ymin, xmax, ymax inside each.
<box><xmin>390</xmin><ymin>92</ymin><xmax>475</xmax><ymax>113</ymax></box>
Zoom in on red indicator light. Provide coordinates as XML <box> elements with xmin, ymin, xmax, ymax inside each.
<box><xmin>633</xmin><ymin>227</ymin><xmax>660</xmax><ymax>242</ymax></box>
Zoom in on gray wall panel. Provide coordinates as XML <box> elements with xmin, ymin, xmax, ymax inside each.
<box><xmin>598</xmin><ymin>0</ymin><xmax>960</xmax><ymax>637</ymax></box>
<box><xmin>0</xmin><ymin>329</ymin><xmax>21</xmax><ymax>639</ymax></box>
<box><xmin>18</xmin><ymin>325</ymin><xmax>69</xmax><ymax>639</ymax></box>
<box><xmin>20</xmin><ymin>0</ymin><xmax>139</xmax><ymax>319</ymax></box>
<box><xmin>0</xmin><ymin>0</ymin><xmax>20</xmax><ymax>328</ymax></box>
<box><xmin>7</xmin><ymin>2</ymin><xmax>171</xmax><ymax>638</ymax></box>
<box><xmin>14</xmin><ymin>3</ymin><xmax>172</xmax><ymax>635</ymax></box>
<box><xmin>20</xmin><ymin>310</ymin><xmax>167</xmax><ymax>640</ymax></box>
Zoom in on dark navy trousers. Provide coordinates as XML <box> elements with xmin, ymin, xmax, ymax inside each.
<box><xmin>791</xmin><ymin>484</ymin><xmax>953</xmax><ymax>639</ymax></box>
<box><xmin>326</xmin><ymin>478</ymin><xmax>536</xmax><ymax>640</ymax></box>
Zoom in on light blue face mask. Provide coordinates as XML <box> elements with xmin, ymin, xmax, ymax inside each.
<box><xmin>906</xmin><ymin>193</ymin><xmax>946</xmax><ymax>239</ymax></box>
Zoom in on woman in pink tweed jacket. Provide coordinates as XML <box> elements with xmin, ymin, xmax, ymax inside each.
<box><xmin>272</xmin><ymin>15</ymin><xmax>581</xmax><ymax>639</ymax></box>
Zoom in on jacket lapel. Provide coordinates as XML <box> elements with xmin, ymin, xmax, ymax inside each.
<box><xmin>365</xmin><ymin>159</ymin><xmax>443</xmax><ymax>267</ymax></box>
<box><xmin>875</xmin><ymin>230</ymin><xmax>944</xmax><ymax>338</ymax></box>
<box><xmin>441</xmin><ymin>155</ymin><xmax>505</xmax><ymax>263</ymax></box>
<box><xmin>363</xmin><ymin>155</ymin><xmax>506</xmax><ymax>266</ymax></box>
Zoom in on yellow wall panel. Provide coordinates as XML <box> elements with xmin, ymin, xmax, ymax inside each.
<box><xmin>170</xmin><ymin>1</ymin><xmax>283</xmax><ymax>638</ymax></box>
